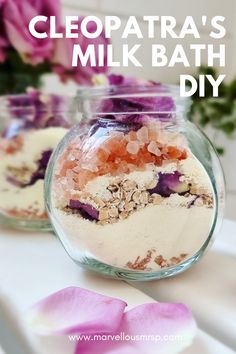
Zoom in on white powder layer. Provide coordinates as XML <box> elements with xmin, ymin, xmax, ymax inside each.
<box><xmin>54</xmin><ymin>204</ymin><xmax>214</xmax><ymax>270</ymax></box>
<box><xmin>179</xmin><ymin>155</ymin><xmax>211</xmax><ymax>191</ymax></box>
<box><xmin>0</xmin><ymin>127</ymin><xmax>67</xmax><ymax>215</ymax></box>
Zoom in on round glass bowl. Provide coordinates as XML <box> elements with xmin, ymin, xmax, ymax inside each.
<box><xmin>45</xmin><ymin>84</ymin><xmax>225</xmax><ymax>280</ymax></box>
<box><xmin>0</xmin><ymin>92</ymin><xmax>72</xmax><ymax>231</ymax></box>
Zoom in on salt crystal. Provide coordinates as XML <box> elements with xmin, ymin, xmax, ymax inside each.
<box><xmin>137</xmin><ymin>126</ymin><xmax>149</xmax><ymax>143</ymax></box>
<box><xmin>147</xmin><ymin>141</ymin><xmax>161</xmax><ymax>156</ymax></box>
<box><xmin>109</xmin><ymin>131</ymin><xmax>124</xmax><ymax>140</ymax></box>
<box><xmin>126</xmin><ymin>141</ymin><xmax>140</xmax><ymax>155</ymax></box>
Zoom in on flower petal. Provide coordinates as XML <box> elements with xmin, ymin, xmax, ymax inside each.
<box><xmin>76</xmin><ymin>303</ymin><xmax>196</xmax><ymax>354</ymax></box>
<box><xmin>27</xmin><ymin>287</ymin><xmax>127</xmax><ymax>336</ymax></box>
<box><xmin>69</xmin><ymin>200</ymin><xmax>99</xmax><ymax>221</ymax></box>
<box><xmin>101</xmin><ymin>75</ymin><xmax>177</xmax><ymax>123</ymax></box>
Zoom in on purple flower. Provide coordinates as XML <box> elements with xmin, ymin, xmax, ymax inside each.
<box><xmin>69</xmin><ymin>200</ymin><xmax>99</xmax><ymax>221</ymax></box>
<box><xmin>100</xmin><ymin>74</ymin><xmax>176</xmax><ymax>122</ymax></box>
<box><xmin>27</xmin><ymin>149</ymin><xmax>53</xmax><ymax>185</ymax></box>
<box><xmin>148</xmin><ymin>171</ymin><xmax>190</xmax><ymax>197</ymax></box>
<box><xmin>3</xmin><ymin>0</ymin><xmax>60</xmax><ymax>64</ymax></box>
<box><xmin>3</xmin><ymin>90</ymin><xmax>70</xmax><ymax>138</ymax></box>
<box><xmin>26</xmin><ymin>287</ymin><xmax>197</xmax><ymax>354</ymax></box>
<box><xmin>7</xmin><ymin>149</ymin><xmax>52</xmax><ymax>188</ymax></box>
<box><xmin>52</xmin><ymin>19</ymin><xmax>110</xmax><ymax>85</ymax></box>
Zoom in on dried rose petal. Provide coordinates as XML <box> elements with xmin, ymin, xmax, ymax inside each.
<box><xmin>7</xmin><ymin>149</ymin><xmax>52</xmax><ymax>188</ymax></box>
<box><xmin>148</xmin><ymin>171</ymin><xmax>190</xmax><ymax>197</ymax></box>
<box><xmin>69</xmin><ymin>200</ymin><xmax>99</xmax><ymax>221</ymax></box>
<box><xmin>76</xmin><ymin>303</ymin><xmax>196</xmax><ymax>354</ymax></box>
<box><xmin>26</xmin><ymin>287</ymin><xmax>196</xmax><ymax>354</ymax></box>
<box><xmin>103</xmin><ymin>74</ymin><xmax>176</xmax><ymax>123</ymax></box>
<box><xmin>2</xmin><ymin>91</ymin><xmax>70</xmax><ymax>137</ymax></box>
<box><xmin>26</xmin><ymin>287</ymin><xmax>127</xmax><ymax>336</ymax></box>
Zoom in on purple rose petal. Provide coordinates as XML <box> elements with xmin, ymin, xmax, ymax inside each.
<box><xmin>2</xmin><ymin>91</ymin><xmax>70</xmax><ymax>138</ymax></box>
<box><xmin>148</xmin><ymin>171</ymin><xmax>190</xmax><ymax>197</ymax></box>
<box><xmin>37</xmin><ymin>150</ymin><xmax>53</xmax><ymax>169</ymax></box>
<box><xmin>108</xmin><ymin>74</ymin><xmax>124</xmax><ymax>85</ymax></box>
<box><xmin>6</xmin><ymin>149</ymin><xmax>53</xmax><ymax>188</ymax></box>
<box><xmin>45</xmin><ymin>115</ymin><xmax>70</xmax><ymax>129</ymax></box>
<box><xmin>100</xmin><ymin>74</ymin><xmax>176</xmax><ymax>123</ymax></box>
<box><xmin>69</xmin><ymin>200</ymin><xmax>99</xmax><ymax>221</ymax></box>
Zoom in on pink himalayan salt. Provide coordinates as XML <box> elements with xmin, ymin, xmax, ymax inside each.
<box><xmin>125</xmin><ymin>131</ymin><xmax>137</xmax><ymax>142</ymax></box>
<box><xmin>146</xmin><ymin>121</ymin><xmax>159</xmax><ymax>136</ymax></box>
<box><xmin>126</xmin><ymin>141</ymin><xmax>140</xmax><ymax>155</ymax></box>
<box><xmin>147</xmin><ymin>141</ymin><xmax>161</xmax><ymax>156</ymax></box>
<box><xmin>55</xmin><ymin>121</ymin><xmax>188</xmax><ymax>191</ymax></box>
<box><xmin>137</xmin><ymin>126</ymin><xmax>149</xmax><ymax>144</ymax></box>
<box><xmin>109</xmin><ymin>131</ymin><xmax>125</xmax><ymax>140</ymax></box>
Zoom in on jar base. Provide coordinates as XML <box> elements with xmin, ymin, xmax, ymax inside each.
<box><xmin>0</xmin><ymin>214</ymin><xmax>52</xmax><ymax>232</ymax></box>
<box><xmin>73</xmin><ymin>253</ymin><xmax>202</xmax><ymax>281</ymax></box>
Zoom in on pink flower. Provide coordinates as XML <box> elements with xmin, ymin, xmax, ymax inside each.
<box><xmin>27</xmin><ymin>287</ymin><xmax>127</xmax><ymax>335</ymax></box>
<box><xmin>0</xmin><ymin>0</ymin><xmax>9</xmax><ymax>63</ymax></box>
<box><xmin>52</xmin><ymin>19</ymin><xmax>109</xmax><ymax>85</ymax></box>
<box><xmin>27</xmin><ymin>287</ymin><xmax>197</xmax><ymax>354</ymax></box>
<box><xmin>76</xmin><ymin>303</ymin><xmax>196</xmax><ymax>354</ymax></box>
<box><xmin>3</xmin><ymin>0</ymin><xmax>60</xmax><ymax>65</ymax></box>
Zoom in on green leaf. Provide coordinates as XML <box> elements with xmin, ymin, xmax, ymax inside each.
<box><xmin>0</xmin><ymin>49</ymin><xmax>51</xmax><ymax>94</ymax></box>
<box><xmin>189</xmin><ymin>66</ymin><xmax>236</xmax><ymax>137</ymax></box>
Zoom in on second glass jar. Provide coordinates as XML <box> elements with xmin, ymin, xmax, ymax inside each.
<box><xmin>0</xmin><ymin>91</ymin><xmax>71</xmax><ymax>231</ymax></box>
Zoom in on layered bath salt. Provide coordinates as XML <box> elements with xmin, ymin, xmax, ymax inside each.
<box><xmin>0</xmin><ymin>127</ymin><xmax>68</xmax><ymax>220</ymax></box>
<box><xmin>52</xmin><ymin>120</ymin><xmax>215</xmax><ymax>272</ymax></box>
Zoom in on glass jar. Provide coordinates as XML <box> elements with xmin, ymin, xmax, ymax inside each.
<box><xmin>0</xmin><ymin>91</ymin><xmax>71</xmax><ymax>231</ymax></box>
<box><xmin>45</xmin><ymin>84</ymin><xmax>225</xmax><ymax>280</ymax></box>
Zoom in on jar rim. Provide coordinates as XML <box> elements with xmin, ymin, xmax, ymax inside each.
<box><xmin>77</xmin><ymin>83</ymin><xmax>185</xmax><ymax>99</ymax></box>
<box><xmin>76</xmin><ymin>83</ymin><xmax>190</xmax><ymax>118</ymax></box>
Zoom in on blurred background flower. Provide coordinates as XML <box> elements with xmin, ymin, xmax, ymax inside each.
<box><xmin>52</xmin><ymin>18</ymin><xmax>109</xmax><ymax>85</ymax></box>
<box><xmin>3</xmin><ymin>0</ymin><xmax>60</xmax><ymax>65</ymax></box>
<box><xmin>0</xmin><ymin>0</ymin><xmax>8</xmax><ymax>63</ymax></box>
<box><xmin>0</xmin><ymin>0</ymin><xmax>109</xmax><ymax>94</ymax></box>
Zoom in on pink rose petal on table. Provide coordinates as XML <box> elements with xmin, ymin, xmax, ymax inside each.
<box><xmin>27</xmin><ymin>287</ymin><xmax>127</xmax><ymax>336</ymax></box>
<box><xmin>76</xmin><ymin>303</ymin><xmax>197</xmax><ymax>354</ymax></box>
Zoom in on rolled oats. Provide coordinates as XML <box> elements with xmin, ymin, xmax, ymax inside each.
<box><xmin>147</xmin><ymin>179</ymin><xmax>157</xmax><ymax>189</ymax></box>
<box><xmin>119</xmin><ymin>211</ymin><xmax>128</xmax><ymax>220</ymax></box>
<box><xmin>124</xmin><ymin>201</ymin><xmax>136</xmax><ymax>212</ymax></box>
<box><xmin>132</xmin><ymin>191</ymin><xmax>142</xmax><ymax>204</ymax></box>
<box><xmin>108</xmin><ymin>184</ymin><xmax>119</xmax><ymax>192</ymax></box>
<box><xmin>122</xmin><ymin>180</ymin><xmax>137</xmax><ymax>191</ymax></box>
<box><xmin>99</xmin><ymin>208</ymin><xmax>109</xmax><ymax>221</ymax></box>
<box><xmin>140</xmin><ymin>191</ymin><xmax>149</xmax><ymax>204</ymax></box>
<box><xmin>108</xmin><ymin>206</ymin><xmax>119</xmax><ymax>218</ymax></box>
<box><xmin>153</xmin><ymin>194</ymin><xmax>163</xmax><ymax>205</ymax></box>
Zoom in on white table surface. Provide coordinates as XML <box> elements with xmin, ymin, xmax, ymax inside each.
<box><xmin>0</xmin><ymin>219</ymin><xmax>235</xmax><ymax>354</ymax></box>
